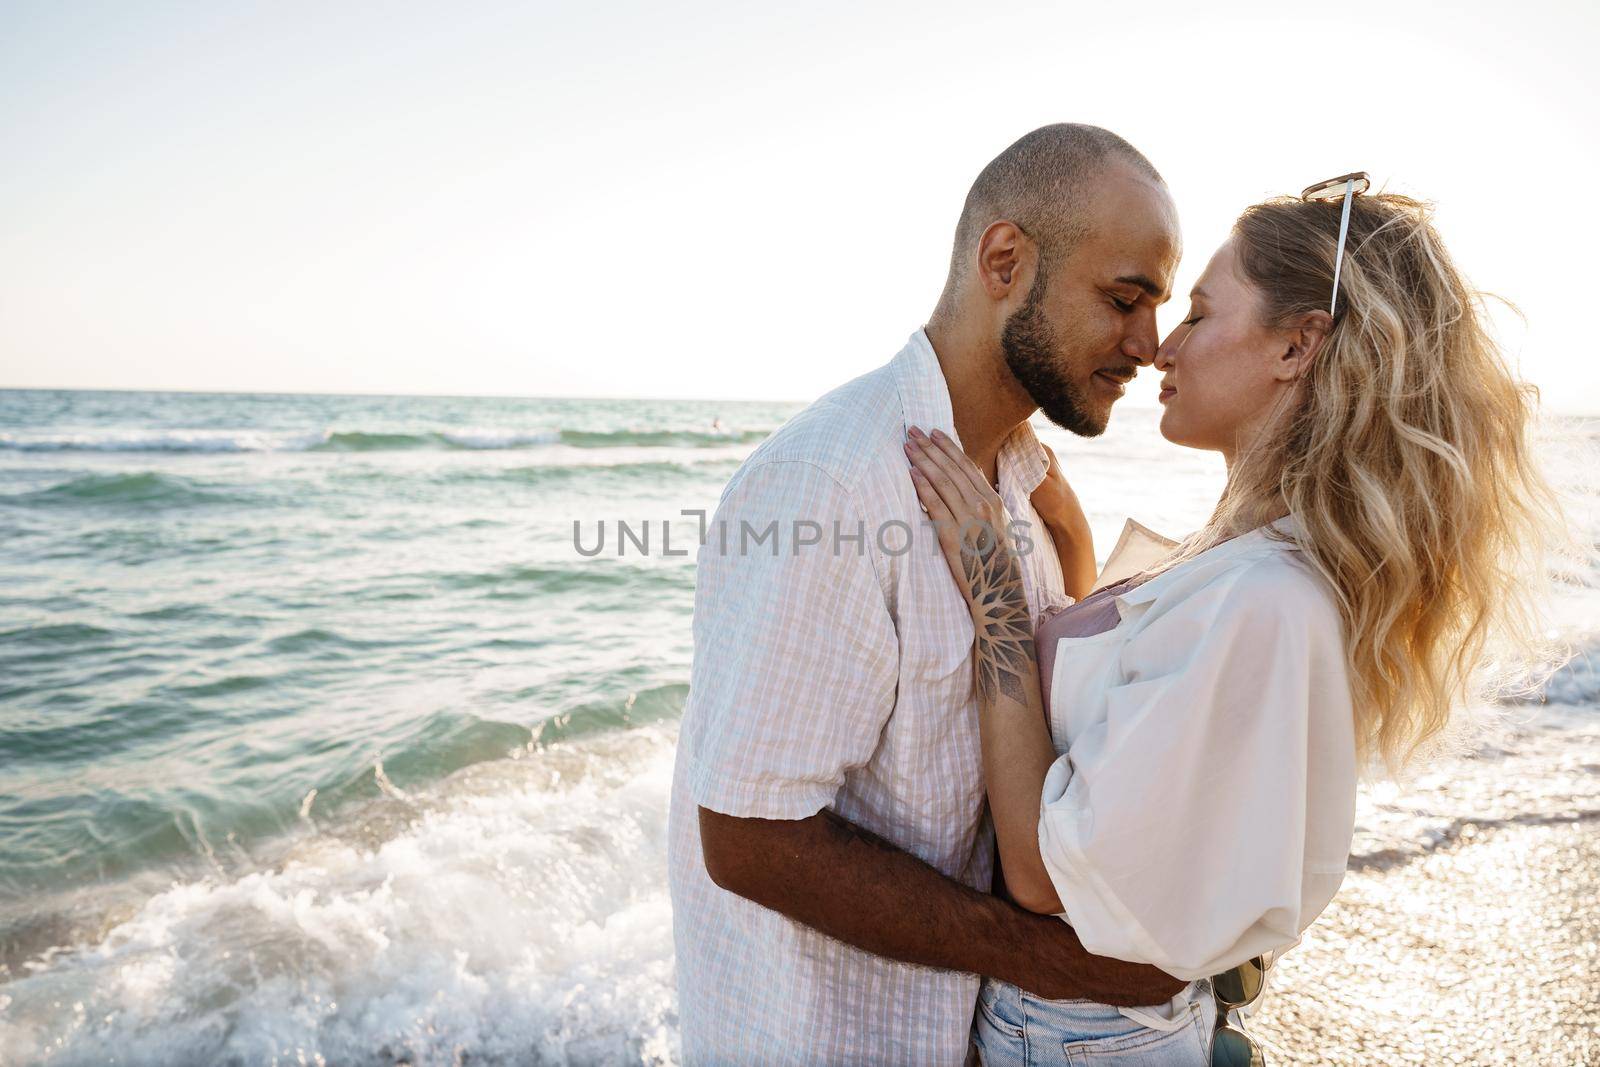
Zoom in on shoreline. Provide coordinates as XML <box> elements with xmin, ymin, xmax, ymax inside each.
<box><xmin>1249</xmin><ymin>704</ymin><xmax>1600</xmax><ymax>1064</ymax></box>
<box><xmin>2</xmin><ymin>707</ymin><xmax>1596</xmax><ymax>1063</ymax></box>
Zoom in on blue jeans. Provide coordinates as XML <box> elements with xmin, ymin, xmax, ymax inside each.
<box><xmin>971</xmin><ymin>976</ymin><xmax>1217</xmax><ymax>1066</ymax></box>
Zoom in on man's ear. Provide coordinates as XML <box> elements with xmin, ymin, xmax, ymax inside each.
<box><xmin>975</xmin><ymin>221</ymin><xmax>1035</xmax><ymax>301</ymax></box>
<box><xmin>1275</xmin><ymin>310</ymin><xmax>1334</xmax><ymax>381</ymax></box>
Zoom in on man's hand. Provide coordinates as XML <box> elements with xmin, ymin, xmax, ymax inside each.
<box><xmin>1013</xmin><ymin>915</ymin><xmax>1188</xmax><ymax>1004</ymax></box>
<box><xmin>1028</xmin><ymin>442</ymin><xmax>1097</xmax><ymax>600</ymax></box>
<box><xmin>698</xmin><ymin>806</ymin><xmax>1187</xmax><ymax>1007</ymax></box>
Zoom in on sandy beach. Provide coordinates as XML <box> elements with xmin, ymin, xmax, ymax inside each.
<box><xmin>1246</xmin><ymin>705</ymin><xmax>1600</xmax><ymax>1065</ymax></box>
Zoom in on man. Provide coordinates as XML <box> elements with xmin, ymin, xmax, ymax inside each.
<box><xmin>667</xmin><ymin>123</ymin><xmax>1183</xmax><ymax>1064</ymax></box>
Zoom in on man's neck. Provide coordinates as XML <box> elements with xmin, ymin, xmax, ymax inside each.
<box><xmin>923</xmin><ymin>320</ymin><xmax>1036</xmax><ymax>486</ymax></box>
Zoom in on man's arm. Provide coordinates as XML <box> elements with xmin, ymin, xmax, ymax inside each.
<box><xmin>699</xmin><ymin>806</ymin><xmax>1188</xmax><ymax>1006</ymax></box>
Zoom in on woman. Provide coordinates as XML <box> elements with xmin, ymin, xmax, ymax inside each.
<box><xmin>905</xmin><ymin>179</ymin><xmax>1562</xmax><ymax>1065</ymax></box>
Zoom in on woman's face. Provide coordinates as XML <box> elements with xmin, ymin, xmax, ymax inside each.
<box><xmin>1153</xmin><ymin>236</ymin><xmax>1301</xmax><ymax>462</ymax></box>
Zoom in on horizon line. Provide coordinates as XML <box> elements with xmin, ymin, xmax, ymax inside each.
<box><xmin>2</xmin><ymin>383</ymin><xmax>1596</xmax><ymax>420</ymax></box>
<box><xmin>0</xmin><ymin>383</ymin><xmax>819</xmax><ymax>407</ymax></box>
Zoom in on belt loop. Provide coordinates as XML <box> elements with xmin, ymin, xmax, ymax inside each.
<box><xmin>1115</xmin><ymin>980</ymin><xmax>1198</xmax><ymax>1033</ymax></box>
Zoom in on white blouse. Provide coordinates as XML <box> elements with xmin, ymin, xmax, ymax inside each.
<box><xmin>1038</xmin><ymin>515</ymin><xmax>1359</xmax><ymax>982</ymax></box>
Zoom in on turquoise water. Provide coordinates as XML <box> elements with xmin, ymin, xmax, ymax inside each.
<box><xmin>0</xmin><ymin>391</ymin><xmax>798</xmax><ymax>903</ymax></box>
<box><xmin>1</xmin><ymin>387</ymin><xmax>1596</xmax><ymax>1065</ymax></box>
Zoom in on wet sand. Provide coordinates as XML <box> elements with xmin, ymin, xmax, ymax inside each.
<box><xmin>1247</xmin><ymin>706</ymin><xmax>1600</xmax><ymax>1065</ymax></box>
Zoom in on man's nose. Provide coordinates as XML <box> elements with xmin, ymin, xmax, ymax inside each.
<box><xmin>1120</xmin><ymin>309</ymin><xmax>1159</xmax><ymax>366</ymax></box>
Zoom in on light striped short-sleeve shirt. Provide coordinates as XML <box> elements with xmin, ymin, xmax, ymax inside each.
<box><xmin>667</xmin><ymin>328</ymin><xmax>1070</xmax><ymax>1065</ymax></box>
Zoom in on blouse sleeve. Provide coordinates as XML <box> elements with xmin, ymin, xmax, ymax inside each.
<box><xmin>1036</xmin><ymin>557</ymin><xmax>1359</xmax><ymax>980</ymax></box>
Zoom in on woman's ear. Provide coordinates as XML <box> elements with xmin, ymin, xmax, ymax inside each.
<box><xmin>1275</xmin><ymin>309</ymin><xmax>1334</xmax><ymax>381</ymax></box>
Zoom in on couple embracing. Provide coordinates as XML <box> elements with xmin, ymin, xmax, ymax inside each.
<box><xmin>666</xmin><ymin>124</ymin><xmax>1556</xmax><ymax>1065</ymax></box>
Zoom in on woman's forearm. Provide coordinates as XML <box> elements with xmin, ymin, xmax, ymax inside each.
<box><xmin>901</xmin><ymin>425</ymin><xmax>1072</xmax><ymax>914</ymax></box>
<box><xmin>964</xmin><ymin>533</ymin><xmax>1067</xmax><ymax>915</ymax></box>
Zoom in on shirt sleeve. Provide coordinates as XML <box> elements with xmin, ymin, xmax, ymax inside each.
<box><xmin>1036</xmin><ymin>559</ymin><xmax>1358</xmax><ymax>980</ymax></box>
<box><xmin>683</xmin><ymin>458</ymin><xmax>899</xmax><ymax>821</ymax></box>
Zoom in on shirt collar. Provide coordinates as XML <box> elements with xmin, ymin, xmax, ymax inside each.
<box><xmin>1113</xmin><ymin>512</ymin><xmax>1307</xmax><ymax>607</ymax></box>
<box><xmin>891</xmin><ymin>327</ymin><xmax>1051</xmax><ymax>494</ymax></box>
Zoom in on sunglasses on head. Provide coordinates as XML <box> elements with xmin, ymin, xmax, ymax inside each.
<box><xmin>1300</xmin><ymin>171</ymin><xmax>1372</xmax><ymax>317</ymax></box>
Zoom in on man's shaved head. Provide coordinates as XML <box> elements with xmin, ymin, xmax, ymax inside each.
<box><xmin>943</xmin><ymin>123</ymin><xmax>1164</xmax><ymax>293</ymax></box>
<box><xmin>927</xmin><ymin>123</ymin><xmax>1179</xmax><ymax>439</ymax></box>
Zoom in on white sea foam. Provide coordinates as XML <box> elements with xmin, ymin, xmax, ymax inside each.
<box><xmin>0</xmin><ymin>425</ymin><xmax>772</xmax><ymax>453</ymax></box>
<box><xmin>439</xmin><ymin>429</ymin><xmax>562</xmax><ymax>449</ymax></box>
<box><xmin>0</xmin><ymin>728</ymin><xmax>682</xmax><ymax>1067</ymax></box>
<box><xmin>0</xmin><ymin>428</ymin><xmax>568</xmax><ymax>453</ymax></box>
<box><xmin>0</xmin><ymin>429</ymin><xmax>332</xmax><ymax>453</ymax></box>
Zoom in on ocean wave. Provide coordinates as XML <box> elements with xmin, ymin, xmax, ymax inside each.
<box><xmin>313</xmin><ymin>429</ymin><xmax>561</xmax><ymax>451</ymax></box>
<box><xmin>0</xmin><ymin>621</ymin><xmax>116</xmax><ymax>644</ymax></box>
<box><xmin>0</xmin><ymin>472</ymin><xmax>252</xmax><ymax>510</ymax></box>
<box><xmin>0</xmin><ymin>726</ymin><xmax>682</xmax><ymax>1066</ymax></box>
<box><xmin>307</xmin><ymin>427</ymin><xmax>766</xmax><ymax>451</ymax></box>
<box><xmin>0</xmin><ymin>425</ymin><xmax>770</xmax><ymax>453</ymax></box>
<box><xmin>531</xmin><ymin>683</ymin><xmax>689</xmax><ymax>747</ymax></box>
<box><xmin>431</xmin><ymin>561</ymin><xmax>695</xmax><ymax>599</ymax></box>
<box><xmin>493</xmin><ymin>457</ymin><xmax>745</xmax><ymax>485</ymax></box>
<box><xmin>557</xmin><ymin>428</ymin><xmax>769</xmax><ymax>449</ymax></box>
<box><xmin>0</xmin><ymin>429</ymin><xmax>328</xmax><ymax>453</ymax></box>
<box><xmin>1518</xmin><ymin>635</ymin><xmax>1600</xmax><ymax>706</ymax></box>
<box><xmin>0</xmin><ymin>679</ymin><xmax>688</xmax><ymax>902</ymax></box>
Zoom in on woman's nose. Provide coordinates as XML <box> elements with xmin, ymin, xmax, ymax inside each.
<box><xmin>1153</xmin><ymin>329</ymin><xmax>1178</xmax><ymax>371</ymax></box>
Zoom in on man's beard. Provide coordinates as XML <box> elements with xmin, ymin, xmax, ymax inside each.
<box><xmin>1001</xmin><ymin>268</ymin><xmax>1106</xmax><ymax>437</ymax></box>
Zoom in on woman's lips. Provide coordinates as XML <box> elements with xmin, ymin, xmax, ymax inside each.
<box><xmin>1158</xmin><ymin>384</ymin><xmax>1177</xmax><ymax>403</ymax></box>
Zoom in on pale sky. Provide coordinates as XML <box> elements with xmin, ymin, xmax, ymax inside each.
<box><xmin>3</xmin><ymin>0</ymin><xmax>1597</xmax><ymax>412</ymax></box>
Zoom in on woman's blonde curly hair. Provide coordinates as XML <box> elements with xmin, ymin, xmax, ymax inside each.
<box><xmin>1169</xmin><ymin>191</ymin><xmax>1567</xmax><ymax>776</ymax></box>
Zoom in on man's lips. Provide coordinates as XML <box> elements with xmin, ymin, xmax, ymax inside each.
<box><xmin>1093</xmin><ymin>369</ymin><xmax>1135</xmax><ymax>394</ymax></box>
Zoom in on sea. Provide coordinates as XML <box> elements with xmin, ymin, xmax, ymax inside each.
<box><xmin>1</xmin><ymin>387</ymin><xmax>1596</xmax><ymax>1066</ymax></box>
